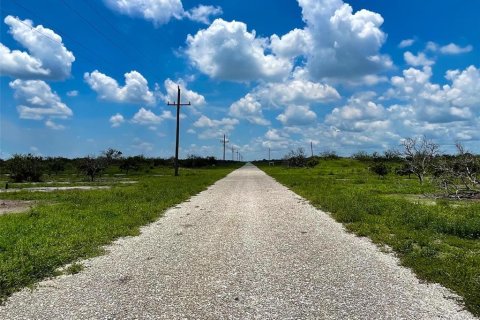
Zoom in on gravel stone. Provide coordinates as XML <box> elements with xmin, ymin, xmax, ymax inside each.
<box><xmin>0</xmin><ymin>164</ymin><xmax>476</xmax><ymax>319</ymax></box>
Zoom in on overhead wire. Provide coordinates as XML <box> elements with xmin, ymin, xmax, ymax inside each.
<box><xmin>58</xmin><ymin>0</ymin><xmax>142</xmax><ymax>68</ymax></box>
<box><xmin>8</xmin><ymin>0</ymin><xmax>121</xmax><ymax>75</ymax></box>
<box><xmin>5</xmin><ymin>0</ymin><xmax>193</xmax><ymax>115</ymax></box>
<box><xmin>82</xmin><ymin>0</ymin><xmax>155</xmax><ymax>68</ymax></box>
<box><xmin>57</xmin><ymin>0</ymin><xmax>174</xmax><ymax>100</ymax></box>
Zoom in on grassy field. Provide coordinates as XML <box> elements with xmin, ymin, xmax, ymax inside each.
<box><xmin>0</xmin><ymin>164</ymin><xmax>240</xmax><ymax>303</ymax></box>
<box><xmin>258</xmin><ymin>159</ymin><xmax>480</xmax><ymax>316</ymax></box>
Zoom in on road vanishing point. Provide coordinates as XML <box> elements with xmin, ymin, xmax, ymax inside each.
<box><xmin>0</xmin><ymin>164</ymin><xmax>476</xmax><ymax>319</ymax></box>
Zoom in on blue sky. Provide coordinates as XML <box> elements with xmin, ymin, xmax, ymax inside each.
<box><xmin>1</xmin><ymin>0</ymin><xmax>479</xmax><ymax>160</ymax></box>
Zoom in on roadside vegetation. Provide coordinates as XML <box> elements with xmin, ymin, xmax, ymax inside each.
<box><xmin>0</xmin><ymin>152</ymin><xmax>241</xmax><ymax>303</ymax></box>
<box><xmin>257</xmin><ymin>141</ymin><xmax>480</xmax><ymax>316</ymax></box>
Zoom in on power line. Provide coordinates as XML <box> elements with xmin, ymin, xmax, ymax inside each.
<box><xmin>82</xmin><ymin>0</ymin><xmax>154</xmax><ymax>67</ymax></box>
<box><xmin>8</xmin><ymin>15</ymin><xmax>63</xmax><ymax>47</ymax></box>
<box><xmin>8</xmin><ymin>0</ymin><xmax>120</xmax><ymax>75</ymax></box>
<box><xmin>10</xmin><ymin>0</ymin><xmax>161</xmax><ymax>77</ymax></box>
<box><xmin>59</xmin><ymin>0</ymin><xmax>139</xmax><ymax>66</ymax></box>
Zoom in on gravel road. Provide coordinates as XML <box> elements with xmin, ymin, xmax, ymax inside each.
<box><xmin>0</xmin><ymin>164</ymin><xmax>475</xmax><ymax>319</ymax></box>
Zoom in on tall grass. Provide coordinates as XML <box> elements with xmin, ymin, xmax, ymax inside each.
<box><xmin>259</xmin><ymin>159</ymin><xmax>480</xmax><ymax>316</ymax></box>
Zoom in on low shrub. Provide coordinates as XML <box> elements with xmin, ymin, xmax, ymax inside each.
<box><xmin>7</xmin><ymin>154</ymin><xmax>44</xmax><ymax>182</ymax></box>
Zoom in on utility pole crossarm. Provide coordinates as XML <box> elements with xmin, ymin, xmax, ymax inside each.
<box><xmin>167</xmin><ymin>86</ymin><xmax>191</xmax><ymax>176</ymax></box>
<box><xmin>220</xmin><ymin>134</ymin><xmax>229</xmax><ymax>161</ymax></box>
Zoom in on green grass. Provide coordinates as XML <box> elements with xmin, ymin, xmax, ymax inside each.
<box><xmin>65</xmin><ymin>263</ymin><xmax>84</xmax><ymax>275</ymax></box>
<box><xmin>0</xmin><ymin>164</ymin><xmax>240</xmax><ymax>303</ymax></box>
<box><xmin>258</xmin><ymin>159</ymin><xmax>480</xmax><ymax>316</ymax></box>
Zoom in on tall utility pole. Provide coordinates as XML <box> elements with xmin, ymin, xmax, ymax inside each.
<box><xmin>268</xmin><ymin>147</ymin><xmax>271</xmax><ymax>161</ymax></box>
<box><xmin>167</xmin><ymin>86</ymin><xmax>190</xmax><ymax>176</ymax></box>
<box><xmin>236</xmin><ymin>150</ymin><xmax>239</xmax><ymax>161</ymax></box>
<box><xmin>310</xmin><ymin>141</ymin><xmax>314</xmax><ymax>157</ymax></box>
<box><xmin>231</xmin><ymin>146</ymin><xmax>235</xmax><ymax>161</ymax></box>
<box><xmin>220</xmin><ymin>134</ymin><xmax>229</xmax><ymax>161</ymax></box>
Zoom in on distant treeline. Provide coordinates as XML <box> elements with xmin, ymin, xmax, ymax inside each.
<box><xmin>0</xmin><ymin>150</ymin><xmax>238</xmax><ymax>183</ymax></box>
<box><xmin>256</xmin><ymin>137</ymin><xmax>480</xmax><ymax>199</ymax></box>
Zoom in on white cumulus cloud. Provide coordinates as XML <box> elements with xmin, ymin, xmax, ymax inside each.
<box><xmin>109</xmin><ymin>113</ymin><xmax>125</xmax><ymax>127</ymax></box>
<box><xmin>444</xmin><ymin>65</ymin><xmax>480</xmax><ymax>108</ymax></box>
<box><xmin>276</xmin><ymin>105</ymin><xmax>317</xmax><ymax>126</ymax></box>
<box><xmin>45</xmin><ymin>119</ymin><xmax>66</xmax><ymax>130</ymax></box>
<box><xmin>440</xmin><ymin>43</ymin><xmax>473</xmax><ymax>55</ymax></box>
<box><xmin>294</xmin><ymin>0</ymin><xmax>391</xmax><ymax>80</ymax></box>
<box><xmin>9</xmin><ymin>79</ymin><xmax>73</xmax><ymax>127</ymax></box>
<box><xmin>186</xmin><ymin>19</ymin><xmax>292</xmax><ymax>82</ymax></box>
<box><xmin>404</xmin><ymin>51</ymin><xmax>435</xmax><ymax>67</ymax></box>
<box><xmin>253</xmin><ymin>79</ymin><xmax>340</xmax><ymax>107</ymax></box>
<box><xmin>399</xmin><ymin>39</ymin><xmax>415</xmax><ymax>48</ymax></box>
<box><xmin>186</xmin><ymin>0</ymin><xmax>391</xmax><ymax>83</ymax></box>
<box><xmin>104</xmin><ymin>0</ymin><xmax>222</xmax><ymax>26</ymax></box>
<box><xmin>104</xmin><ymin>0</ymin><xmax>184</xmax><ymax>26</ymax></box>
<box><xmin>270</xmin><ymin>29</ymin><xmax>312</xmax><ymax>59</ymax></box>
<box><xmin>184</xmin><ymin>5</ymin><xmax>223</xmax><ymax>24</ymax></box>
<box><xmin>193</xmin><ymin>115</ymin><xmax>239</xmax><ymax>139</ymax></box>
<box><xmin>131</xmin><ymin>107</ymin><xmax>173</xmax><ymax>126</ymax></box>
<box><xmin>193</xmin><ymin>115</ymin><xmax>238</xmax><ymax>128</ymax></box>
<box><xmin>386</xmin><ymin>65</ymin><xmax>480</xmax><ymax>124</ymax></box>
<box><xmin>229</xmin><ymin>94</ymin><xmax>270</xmax><ymax>126</ymax></box>
<box><xmin>84</xmin><ymin>70</ymin><xmax>155</xmax><ymax>105</ymax></box>
<box><xmin>162</xmin><ymin>78</ymin><xmax>206</xmax><ymax>106</ymax></box>
<box><xmin>0</xmin><ymin>16</ymin><xmax>75</xmax><ymax>80</ymax></box>
<box><xmin>229</xmin><ymin>78</ymin><xmax>339</xmax><ymax>126</ymax></box>
<box><xmin>265</xmin><ymin>128</ymin><xmax>290</xmax><ymax>141</ymax></box>
<box><xmin>426</xmin><ymin>42</ymin><xmax>473</xmax><ymax>55</ymax></box>
<box><xmin>0</xmin><ymin>43</ymin><xmax>48</xmax><ymax>78</ymax></box>
<box><xmin>261</xmin><ymin>128</ymin><xmax>292</xmax><ymax>150</ymax></box>
<box><xmin>326</xmin><ymin>92</ymin><xmax>387</xmax><ymax>132</ymax></box>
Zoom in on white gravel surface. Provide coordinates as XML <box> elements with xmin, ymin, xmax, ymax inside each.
<box><xmin>0</xmin><ymin>164</ymin><xmax>475</xmax><ymax>319</ymax></box>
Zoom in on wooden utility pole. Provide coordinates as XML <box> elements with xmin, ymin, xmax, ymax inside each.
<box><xmin>231</xmin><ymin>146</ymin><xmax>234</xmax><ymax>161</ymax></box>
<box><xmin>311</xmin><ymin>141</ymin><xmax>314</xmax><ymax>157</ymax></box>
<box><xmin>167</xmin><ymin>86</ymin><xmax>190</xmax><ymax>176</ymax></box>
<box><xmin>220</xmin><ymin>134</ymin><xmax>229</xmax><ymax>161</ymax></box>
<box><xmin>269</xmin><ymin>147</ymin><xmax>271</xmax><ymax>161</ymax></box>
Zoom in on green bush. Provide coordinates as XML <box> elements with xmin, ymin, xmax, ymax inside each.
<box><xmin>7</xmin><ymin>154</ymin><xmax>44</xmax><ymax>182</ymax></box>
<box><xmin>306</xmin><ymin>157</ymin><xmax>319</xmax><ymax>168</ymax></box>
<box><xmin>284</xmin><ymin>148</ymin><xmax>307</xmax><ymax>167</ymax></box>
<box><xmin>370</xmin><ymin>162</ymin><xmax>389</xmax><ymax>178</ymax></box>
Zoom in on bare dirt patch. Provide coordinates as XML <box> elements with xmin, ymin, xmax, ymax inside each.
<box><xmin>0</xmin><ymin>186</ymin><xmax>111</xmax><ymax>193</ymax></box>
<box><xmin>0</xmin><ymin>200</ymin><xmax>35</xmax><ymax>215</ymax></box>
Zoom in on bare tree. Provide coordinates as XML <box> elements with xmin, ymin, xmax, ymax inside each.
<box><xmin>102</xmin><ymin>148</ymin><xmax>122</xmax><ymax>165</ymax></box>
<box><xmin>384</xmin><ymin>148</ymin><xmax>401</xmax><ymax>161</ymax></box>
<box><xmin>284</xmin><ymin>148</ymin><xmax>307</xmax><ymax>167</ymax></box>
<box><xmin>434</xmin><ymin>142</ymin><xmax>479</xmax><ymax>198</ymax></box>
<box><xmin>454</xmin><ymin>142</ymin><xmax>480</xmax><ymax>190</ymax></box>
<box><xmin>78</xmin><ymin>156</ymin><xmax>106</xmax><ymax>182</ymax></box>
<box><xmin>401</xmin><ymin>136</ymin><xmax>439</xmax><ymax>184</ymax></box>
